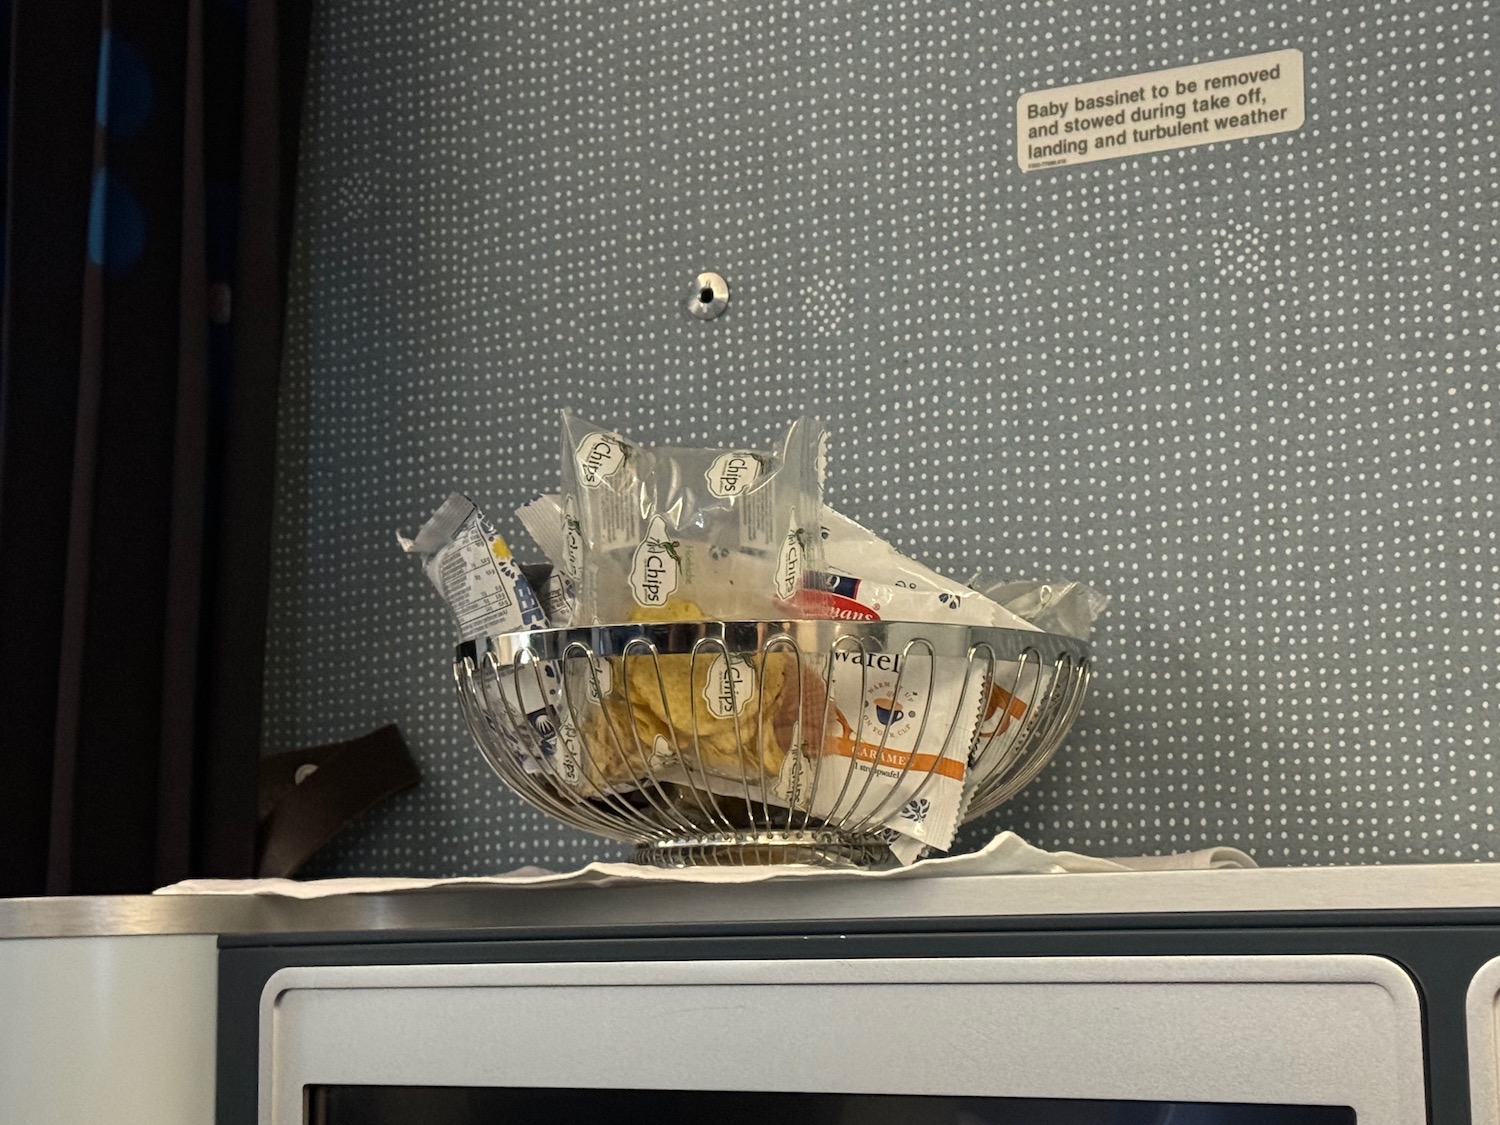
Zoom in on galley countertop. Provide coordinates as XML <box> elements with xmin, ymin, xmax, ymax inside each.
<box><xmin>4</xmin><ymin>861</ymin><xmax>1500</xmax><ymax>940</ymax></box>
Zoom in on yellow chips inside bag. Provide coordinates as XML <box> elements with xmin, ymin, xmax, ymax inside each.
<box><xmin>570</xmin><ymin>599</ymin><xmax>830</xmax><ymax>793</ymax></box>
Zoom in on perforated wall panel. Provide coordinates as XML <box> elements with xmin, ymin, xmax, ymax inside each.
<box><xmin>264</xmin><ymin>0</ymin><xmax>1499</xmax><ymax>874</ymax></box>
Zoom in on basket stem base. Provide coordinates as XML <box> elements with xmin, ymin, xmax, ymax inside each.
<box><xmin>636</xmin><ymin>831</ymin><xmax>893</xmax><ymax>869</ymax></box>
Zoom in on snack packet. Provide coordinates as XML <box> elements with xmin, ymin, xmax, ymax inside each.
<box><xmin>796</xmin><ymin>511</ymin><xmax>1041</xmax><ymax>857</ymax></box>
<box><xmin>517</xmin><ymin>560</ymin><xmax>570</xmax><ymax>627</ymax></box>
<box><xmin>516</xmin><ymin>495</ymin><xmax>567</xmax><ymax>566</ymax></box>
<box><xmin>516</xmin><ymin>496</ymin><xmax>573</xmax><ymax>624</ymax></box>
<box><xmin>772</xmin><ymin>643</ymin><xmax>988</xmax><ymax>857</ymax></box>
<box><xmin>567</xmin><ymin>632</ymin><xmax>831</xmax><ymax>803</ymax></box>
<box><xmin>982</xmin><ymin>579</ymin><xmax>1110</xmax><ymax>641</ymax></box>
<box><xmin>515</xmin><ymin>491</ymin><xmax>832</xmax><ymax>799</ymax></box>
<box><xmin>798</xmin><ymin>513</ymin><xmax>1062</xmax><ymax>858</ymax></box>
<box><xmin>462</xmin><ymin>655</ymin><xmax>585</xmax><ymax>787</ymax></box>
<box><xmin>398</xmin><ymin>494</ymin><xmax>547</xmax><ymax>640</ymax></box>
<box><xmin>559</xmin><ymin>412</ymin><xmax>827</xmax><ymax>624</ymax></box>
<box><xmin>810</xmin><ymin>510</ymin><xmax>1041</xmax><ymax>631</ymax></box>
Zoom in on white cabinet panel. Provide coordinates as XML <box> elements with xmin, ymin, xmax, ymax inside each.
<box><xmin>262</xmin><ymin>955</ymin><xmax>1425</xmax><ymax>1125</ymax></box>
<box><xmin>0</xmin><ymin>934</ymin><xmax>217</xmax><ymax>1125</ymax></box>
<box><xmin>1469</xmin><ymin>956</ymin><xmax>1500</xmax><ymax>1125</ymax></box>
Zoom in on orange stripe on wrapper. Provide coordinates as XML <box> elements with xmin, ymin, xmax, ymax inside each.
<box><xmin>983</xmin><ymin>683</ymin><xmax>1029</xmax><ymax>735</ymax></box>
<box><xmin>825</xmin><ymin>736</ymin><xmax>967</xmax><ymax>781</ymax></box>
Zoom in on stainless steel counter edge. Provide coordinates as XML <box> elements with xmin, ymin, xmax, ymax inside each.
<box><xmin>5</xmin><ymin>862</ymin><xmax>1500</xmax><ymax>938</ymax></box>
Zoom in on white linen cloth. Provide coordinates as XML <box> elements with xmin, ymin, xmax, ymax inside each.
<box><xmin>155</xmin><ymin>831</ymin><xmax>1254</xmax><ymax>898</ymax></box>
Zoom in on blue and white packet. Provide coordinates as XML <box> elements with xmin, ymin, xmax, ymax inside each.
<box><xmin>398</xmin><ymin>493</ymin><xmax>547</xmax><ymax>641</ymax></box>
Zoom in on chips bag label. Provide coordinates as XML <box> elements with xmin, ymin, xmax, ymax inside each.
<box><xmin>562</xmin><ymin>495</ymin><xmax>584</xmax><ymax>585</ymax></box>
<box><xmin>648</xmin><ymin>734</ymin><xmax>678</xmax><ymax>773</ymax></box>
<box><xmin>576</xmin><ymin>431</ymin><xmax>629</xmax><ymax>487</ymax></box>
<box><xmin>556</xmin><ymin>713</ymin><xmax>585</xmax><ymax>787</ymax></box>
<box><xmin>630</xmin><ymin>515</ymin><xmax>683</xmax><ymax>607</ymax></box>
<box><xmin>705</xmin><ymin>451</ymin><xmax>763</xmax><ymax>498</ymax></box>
<box><xmin>583</xmin><ymin>655</ymin><xmax>614</xmax><ymax>703</ymax></box>
<box><xmin>775</xmin><ymin>517</ymin><xmax>806</xmax><ymax>601</ymax></box>
<box><xmin>703</xmin><ymin>652</ymin><xmax>757</xmax><ymax>719</ymax></box>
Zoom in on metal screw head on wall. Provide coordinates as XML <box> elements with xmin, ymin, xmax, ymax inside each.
<box><xmin>688</xmin><ymin>272</ymin><xmax>729</xmax><ymax>319</ymax></box>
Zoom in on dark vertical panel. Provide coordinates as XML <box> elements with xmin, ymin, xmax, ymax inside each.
<box><xmin>0</xmin><ymin>0</ymin><xmax>105</xmax><ymax>897</ymax></box>
<box><xmin>156</xmin><ymin>0</ymin><xmax>208</xmax><ymax>883</ymax></box>
<box><xmin>54</xmin><ymin>0</ymin><xmax>192</xmax><ymax>893</ymax></box>
<box><xmin>193</xmin><ymin>0</ymin><xmax>301</xmax><ymax>879</ymax></box>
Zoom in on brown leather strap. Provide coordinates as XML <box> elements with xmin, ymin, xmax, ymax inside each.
<box><xmin>256</xmin><ymin>725</ymin><xmax>420</xmax><ymax>877</ymax></box>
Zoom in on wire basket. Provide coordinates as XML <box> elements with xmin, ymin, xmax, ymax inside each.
<box><xmin>454</xmin><ymin>620</ymin><xmax>1091</xmax><ymax>868</ymax></box>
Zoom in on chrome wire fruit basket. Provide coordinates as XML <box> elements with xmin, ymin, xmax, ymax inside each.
<box><xmin>454</xmin><ymin>620</ymin><xmax>1091</xmax><ymax>868</ymax></box>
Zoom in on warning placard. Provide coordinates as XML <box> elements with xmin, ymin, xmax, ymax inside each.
<box><xmin>1016</xmin><ymin>49</ymin><xmax>1304</xmax><ymax>172</ymax></box>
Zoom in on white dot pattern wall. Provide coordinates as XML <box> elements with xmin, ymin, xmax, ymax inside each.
<box><xmin>264</xmin><ymin>0</ymin><xmax>1500</xmax><ymax>875</ymax></box>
